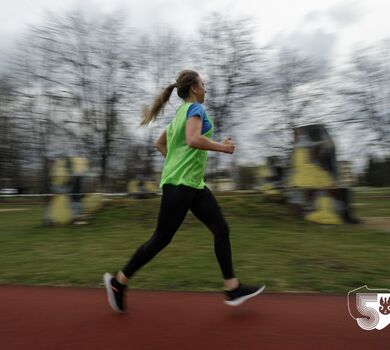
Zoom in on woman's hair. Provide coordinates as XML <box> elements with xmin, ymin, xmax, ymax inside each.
<box><xmin>140</xmin><ymin>70</ymin><xmax>200</xmax><ymax>126</ymax></box>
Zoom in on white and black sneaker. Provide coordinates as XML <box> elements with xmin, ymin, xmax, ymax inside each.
<box><xmin>103</xmin><ymin>272</ymin><xmax>127</xmax><ymax>313</ymax></box>
<box><xmin>224</xmin><ymin>283</ymin><xmax>265</xmax><ymax>306</ymax></box>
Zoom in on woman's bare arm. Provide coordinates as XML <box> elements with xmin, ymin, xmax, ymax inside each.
<box><xmin>186</xmin><ymin>117</ymin><xmax>235</xmax><ymax>154</ymax></box>
<box><xmin>154</xmin><ymin>130</ymin><xmax>167</xmax><ymax>157</ymax></box>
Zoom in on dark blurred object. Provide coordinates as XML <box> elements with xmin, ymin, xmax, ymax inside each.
<box><xmin>236</xmin><ymin>166</ymin><xmax>259</xmax><ymax>191</ymax></box>
<box><xmin>287</xmin><ymin>124</ymin><xmax>359</xmax><ymax>224</ymax></box>
<box><xmin>258</xmin><ymin>157</ymin><xmax>286</xmax><ymax>203</ymax></box>
<box><xmin>360</xmin><ymin>156</ymin><xmax>390</xmax><ymax>187</ymax></box>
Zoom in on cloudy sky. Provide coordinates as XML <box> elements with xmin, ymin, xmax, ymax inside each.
<box><xmin>1</xmin><ymin>0</ymin><xmax>390</xmax><ymax>69</ymax></box>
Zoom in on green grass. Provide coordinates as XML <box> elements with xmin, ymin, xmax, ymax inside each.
<box><xmin>352</xmin><ymin>187</ymin><xmax>390</xmax><ymax>217</ymax></box>
<box><xmin>0</xmin><ymin>190</ymin><xmax>389</xmax><ymax>294</ymax></box>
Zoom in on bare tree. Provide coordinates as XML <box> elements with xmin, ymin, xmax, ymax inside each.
<box><xmin>337</xmin><ymin>41</ymin><xmax>390</xmax><ymax>152</ymax></box>
<box><xmin>261</xmin><ymin>47</ymin><xmax>330</xmax><ymax>154</ymax></box>
<box><xmin>8</xmin><ymin>10</ymin><xmax>139</xmax><ymax>189</ymax></box>
<box><xmin>195</xmin><ymin>13</ymin><xmax>263</xmax><ymax>183</ymax></box>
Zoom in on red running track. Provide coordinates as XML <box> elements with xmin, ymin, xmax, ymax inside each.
<box><xmin>0</xmin><ymin>285</ymin><xmax>387</xmax><ymax>350</ymax></box>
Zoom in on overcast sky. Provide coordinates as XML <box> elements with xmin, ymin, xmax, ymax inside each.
<box><xmin>1</xmin><ymin>0</ymin><xmax>390</xmax><ymax>70</ymax></box>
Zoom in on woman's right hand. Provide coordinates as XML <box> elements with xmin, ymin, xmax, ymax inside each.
<box><xmin>221</xmin><ymin>137</ymin><xmax>235</xmax><ymax>154</ymax></box>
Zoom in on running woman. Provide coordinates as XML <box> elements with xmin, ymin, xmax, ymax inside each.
<box><xmin>104</xmin><ymin>70</ymin><xmax>265</xmax><ymax>312</ymax></box>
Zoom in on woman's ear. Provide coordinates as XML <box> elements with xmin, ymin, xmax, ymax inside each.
<box><xmin>190</xmin><ymin>84</ymin><xmax>197</xmax><ymax>95</ymax></box>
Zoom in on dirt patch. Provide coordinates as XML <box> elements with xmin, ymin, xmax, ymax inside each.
<box><xmin>0</xmin><ymin>208</ymin><xmax>28</xmax><ymax>212</ymax></box>
<box><xmin>361</xmin><ymin>217</ymin><xmax>390</xmax><ymax>233</ymax></box>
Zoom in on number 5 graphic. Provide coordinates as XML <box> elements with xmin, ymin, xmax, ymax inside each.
<box><xmin>355</xmin><ymin>293</ymin><xmax>379</xmax><ymax>330</ymax></box>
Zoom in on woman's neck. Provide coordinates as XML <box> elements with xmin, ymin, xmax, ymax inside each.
<box><xmin>185</xmin><ymin>97</ymin><xmax>199</xmax><ymax>103</ymax></box>
<box><xmin>185</xmin><ymin>92</ymin><xmax>200</xmax><ymax>103</ymax></box>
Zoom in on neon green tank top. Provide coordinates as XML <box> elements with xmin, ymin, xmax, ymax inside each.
<box><xmin>160</xmin><ymin>103</ymin><xmax>213</xmax><ymax>189</ymax></box>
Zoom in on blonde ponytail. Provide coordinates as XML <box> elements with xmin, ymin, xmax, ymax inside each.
<box><xmin>140</xmin><ymin>83</ymin><xmax>177</xmax><ymax>126</ymax></box>
<box><xmin>139</xmin><ymin>70</ymin><xmax>200</xmax><ymax>126</ymax></box>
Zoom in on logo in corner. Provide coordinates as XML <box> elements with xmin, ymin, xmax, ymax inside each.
<box><xmin>348</xmin><ymin>285</ymin><xmax>390</xmax><ymax>330</ymax></box>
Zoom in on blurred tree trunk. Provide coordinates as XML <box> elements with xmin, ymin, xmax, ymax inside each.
<box><xmin>197</xmin><ymin>14</ymin><xmax>263</xmax><ymax>189</ymax></box>
<box><xmin>0</xmin><ymin>78</ymin><xmax>20</xmax><ymax>189</ymax></box>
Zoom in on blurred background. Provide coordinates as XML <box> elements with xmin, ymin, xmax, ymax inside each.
<box><xmin>0</xmin><ymin>0</ymin><xmax>389</xmax><ymax>195</ymax></box>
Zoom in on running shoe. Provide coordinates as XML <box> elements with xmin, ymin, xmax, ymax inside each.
<box><xmin>224</xmin><ymin>283</ymin><xmax>265</xmax><ymax>306</ymax></box>
<box><xmin>103</xmin><ymin>272</ymin><xmax>127</xmax><ymax>313</ymax></box>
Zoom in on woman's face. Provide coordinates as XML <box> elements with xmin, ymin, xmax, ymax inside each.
<box><xmin>193</xmin><ymin>77</ymin><xmax>206</xmax><ymax>103</ymax></box>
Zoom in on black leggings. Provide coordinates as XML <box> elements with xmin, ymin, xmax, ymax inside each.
<box><xmin>122</xmin><ymin>184</ymin><xmax>235</xmax><ymax>279</ymax></box>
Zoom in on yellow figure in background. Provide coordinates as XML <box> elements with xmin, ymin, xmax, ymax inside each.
<box><xmin>305</xmin><ymin>195</ymin><xmax>342</xmax><ymax>225</ymax></box>
<box><xmin>258</xmin><ymin>165</ymin><xmax>271</xmax><ymax>179</ymax></box>
<box><xmin>49</xmin><ymin>194</ymin><xmax>72</xmax><ymax>224</ymax></box>
<box><xmin>289</xmin><ymin>148</ymin><xmax>333</xmax><ymax>188</ymax></box>
<box><xmin>144</xmin><ymin>181</ymin><xmax>158</xmax><ymax>193</ymax></box>
<box><xmin>50</xmin><ymin>159</ymin><xmax>70</xmax><ymax>187</ymax></box>
<box><xmin>258</xmin><ymin>164</ymin><xmax>282</xmax><ymax>196</ymax></box>
<box><xmin>47</xmin><ymin>157</ymin><xmax>101</xmax><ymax>224</ymax></box>
<box><xmin>127</xmin><ymin>180</ymin><xmax>139</xmax><ymax>194</ymax></box>
<box><xmin>72</xmin><ymin>157</ymin><xmax>88</xmax><ymax>174</ymax></box>
<box><xmin>82</xmin><ymin>193</ymin><xmax>103</xmax><ymax>214</ymax></box>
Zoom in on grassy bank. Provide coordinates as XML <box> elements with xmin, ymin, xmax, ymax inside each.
<box><xmin>0</xmin><ymin>190</ymin><xmax>389</xmax><ymax>293</ymax></box>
